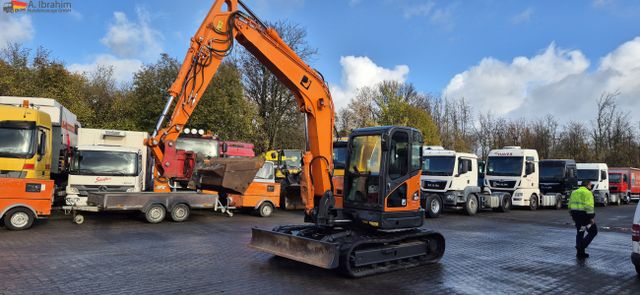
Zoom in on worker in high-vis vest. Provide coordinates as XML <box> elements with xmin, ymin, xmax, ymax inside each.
<box><xmin>568</xmin><ymin>180</ymin><xmax>598</xmax><ymax>259</ymax></box>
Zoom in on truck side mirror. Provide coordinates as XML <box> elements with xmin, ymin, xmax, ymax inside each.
<box><xmin>525</xmin><ymin>162</ymin><xmax>535</xmax><ymax>175</ymax></box>
<box><xmin>601</xmin><ymin>171</ymin><xmax>607</xmax><ymax>180</ymax></box>
<box><xmin>37</xmin><ymin>130</ymin><xmax>46</xmax><ymax>160</ymax></box>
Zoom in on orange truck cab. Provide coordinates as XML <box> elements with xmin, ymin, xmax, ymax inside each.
<box><xmin>228</xmin><ymin>161</ymin><xmax>280</xmax><ymax>217</ymax></box>
<box><xmin>0</xmin><ymin>104</ymin><xmax>55</xmax><ymax>230</ymax></box>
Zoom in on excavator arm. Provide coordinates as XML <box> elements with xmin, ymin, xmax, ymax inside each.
<box><xmin>147</xmin><ymin>0</ymin><xmax>334</xmax><ymax>218</ymax></box>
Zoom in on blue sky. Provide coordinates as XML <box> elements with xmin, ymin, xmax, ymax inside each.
<box><xmin>2</xmin><ymin>0</ymin><xmax>640</xmax><ymax>122</ymax></box>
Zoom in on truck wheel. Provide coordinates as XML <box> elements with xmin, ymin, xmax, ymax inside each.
<box><xmin>602</xmin><ymin>196</ymin><xmax>608</xmax><ymax>207</ymax></box>
<box><xmin>615</xmin><ymin>196</ymin><xmax>621</xmax><ymax>206</ymax></box>
<box><xmin>464</xmin><ymin>194</ymin><xmax>478</xmax><ymax>216</ymax></box>
<box><xmin>258</xmin><ymin>202</ymin><xmax>274</xmax><ymax>217</ymax></box>
<box><xmin>529</xmin><ymin>195</ymin><xmax>538</xmax><ymax>211</ymax></box>
<box><xmin>554</xmin><ymin>194</ymin><xmax>562</xmax><ymax>210</ymax></box>
<box><xmin>625</xmin><ymin>194</ymin><xmax>631</xmax><ymax>204</ymax></box>
<box><xmin>145</xmin><ymin>204</ymin><xmax>166</xmax><ymax>223</ymax></box>
<box><xmin>4</xmin><ymin>208</ymin><xmax>34</xmax><ymax>230</ymax></box>
<box><xmin>425</xmin><ymin>195</ymin><xmax>442</xmax><ymax>218</ymax></box>
<box><xmin>73</xmin><ymin>214</ymin><xmax>85</xmax><ymax>225</ymax></box>
<box><xmin>171</xmin><ymin>204</ymin><xmax>190</xmax><ymax>222</ymax></box>
<box><xmin>496</xmin><ymin>194</ymin><xmax>511</xmax><ymax>212</ymax></box>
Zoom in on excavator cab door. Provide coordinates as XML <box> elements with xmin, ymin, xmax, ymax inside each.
<box><xmin>343</xmin><ymin>126</ymin><xmax>424</xmax><ymax>230</ymax></box>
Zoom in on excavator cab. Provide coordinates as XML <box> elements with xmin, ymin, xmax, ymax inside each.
<box><xmin>342</xmin><ymin>126</ymin><xmax>424</xmax><ymax>230</ymax></box>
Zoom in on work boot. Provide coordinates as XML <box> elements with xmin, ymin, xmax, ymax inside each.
<box><xmin>576</xmin><ymin>248</ymin><xmax>589</xmax><ymax>259</ymax></box>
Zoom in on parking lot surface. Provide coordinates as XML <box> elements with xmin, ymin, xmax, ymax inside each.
<box><xmin>1</xmin><ymin>204</ymin><xmax>639</xmax><ymax>294</ymax></box>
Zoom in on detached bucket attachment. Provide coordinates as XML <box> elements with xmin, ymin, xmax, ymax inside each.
<box><xmin>250</xmin><ymin>227</ymin><xmax>340</xmax><ymax>269</ymax></box>
<box><xmin>194</xmin><ymin>157</ymin><xmax>265</xmax><ymax>195</ymax></box>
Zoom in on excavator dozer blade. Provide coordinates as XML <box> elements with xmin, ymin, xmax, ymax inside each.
<box><xmin>195</xmin><ymin>157</ymin><xmax>265</xmax><ymax>195</ymax></box>
<box><xmin>249</xmin><ymin>227</ymin><xmax>340</xmax><ymax>269</ymax></box>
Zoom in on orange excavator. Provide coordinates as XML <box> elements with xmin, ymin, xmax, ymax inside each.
<box><xmin>152</xmin><ymin>0</ymin><xmax>445</xmax><ymax>277</ymax></box>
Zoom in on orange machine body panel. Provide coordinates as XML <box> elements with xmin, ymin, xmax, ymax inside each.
<box><xmin>229</xmin><ymin>181</ymin><xmax>280</xmax><ymax>209</ymax></box>
<box><xmin>0</xmin><ymin>178</ymin><xmax>54</xmax><ymax>218</ymax></box>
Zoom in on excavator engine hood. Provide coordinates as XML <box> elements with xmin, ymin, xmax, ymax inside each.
<box><xmin>193</xmin><ymin>157</ymin><xmax>264</xmax><ymax>195</ymax></box>
<box><xmin>249</xmin><ymin>227</ymin><xmax>340</xmax><ymax>269</ymax></box>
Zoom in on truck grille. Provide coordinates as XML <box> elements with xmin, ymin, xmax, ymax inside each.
<box><xmin>74</xmin><ymin>185</ymin><xmax>134</xmax><ymax>195</ymax></box>
<box><xmin>490</xmin><ymin>180</ymin><xmax>517</xmax><ymax>189</ymax></box>
<box><xmin>422</xmin><ymin>180</ymin><xmax>447</xmax><ymax>190</ymax></box>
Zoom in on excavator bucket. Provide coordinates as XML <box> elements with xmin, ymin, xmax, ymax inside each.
<box><xmin>249</xmin><ymin>228</ymin><xmax>340</xmax><ymax>269</ymax></box>
<box><xmin>194</xmin><ymin>157</ymin><xmax>265</xmax><ymax>195</ymax></box>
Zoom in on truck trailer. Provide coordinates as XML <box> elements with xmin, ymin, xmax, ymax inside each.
<box><xmin>577</xmin><ymin>163</ymin><xmax>613</xmax><ymax>206</ymax></box>
<box><xmin>608</xmin><ymin>167</ymin><xmax>640</xmax><ymax>203</ymax></box>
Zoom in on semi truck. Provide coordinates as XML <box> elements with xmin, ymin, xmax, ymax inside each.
<box><xmin>577</xmin><ymin>163</ymin><xmax>613</xmax><ymax>206</ymax></box>
<box><xmin>539</xmin><ymin>159</ymin><xmax>578</xmax><ymax>206</ymax></box>
<box><xmin>64</xmin><ymin>128</ymin><xmax>151</xmax><ymax>207</ymax></box>
<box><xmin>421</xmin><ymin>146</ymin><xmax>511</xmax><ymax>217</ymax></box>
<box><xmin>0</xmin><ymin>101</ymin><xmax>56</xmax><ymax>230</ymax></box>
<box><xmin>485</xmin><ymin>146</ymin><xmax>561</xmax><ymax>210</ymax></box>
<box><xmin>609</xmin><ymin>167</ymin><xmax>640</xmax><ymax>203</ymax></box>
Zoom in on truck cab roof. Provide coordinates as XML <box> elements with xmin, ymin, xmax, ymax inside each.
<box><xmin>577</xmin><ymin>163</ymin><xmax>608</xmax><ymax>170</ymax></box>
<box><xmin>76</xmin><ymin>145</ymin><xmax>140</xmax><ymax>153</ymax></box>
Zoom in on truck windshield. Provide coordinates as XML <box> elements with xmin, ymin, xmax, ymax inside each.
<box><xmin>487</xmin><ymin>156</ymin><xmax>523</xmax><ymax>176</ymax></box>
<box><xmin>540</xmin><ymin>162</ymin><xmax>564</xmax><ymax>180</ymax></box>
<box><xmin>282</xmin><ymin>150</ymin><xmax>302</xmax><ymax>169</ymax></box>
<box><xmin>577</xmin><ymin>169</ymin><xmax>599</xmax><ymax>181</ymax></box>
<box><xmin>71</xmin><ymin>151</ymin><xmax>138</xmax><ymax>176</ymax></box>
<box><xmin>176</xmin><ymin>137</ymin><xmax>219</xmax><ymax>158</ymax></box>
<box><xmin>0</xmin><ymin>121</ymin><xmax>36</xmax><ymax>158</ymax></box>
<box><xmin>422</xmin><ymin>156</ymin><xmax>455</xmax><ymax>176</ymax></box>
<box><xmin>333</xmin><ymin>142</ymin><xmax>348</xmax><ymax>169</ymax></box>
<box><xmin>608</xmin><ymin>173</ymin><xmax>621</xmax><ymax>183</ymax></box>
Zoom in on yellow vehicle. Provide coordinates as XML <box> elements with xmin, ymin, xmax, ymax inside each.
<box><xmin>264</xmin><ymin>149</ymin><xmax>304</xmax><ymax>209</ymax></box>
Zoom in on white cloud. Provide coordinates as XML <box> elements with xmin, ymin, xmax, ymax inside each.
<box><xmin>403</xmin><ymin>1</ymin><xmax>455</xmax><ymax>30</ymax></box>
<box><xmin>68</xmin><ymin>54</ymin><xmax>143</xmax><ymax>84</ymax></box>
<box><xmin>403</xmin><ymin>1</ymin><xmax>435</xmax><ymax>19</ymax></box>
<box><xmin>348</xmin><ymin>0</ymin><xmax>362</xmax><ymax>7</ymax></box>
<box><xmin>0</xmin><ymin>13</ymin><xmax>34</xmax><ymax>47</ymax></box>
<box><xmin>443</xmin><ymin>37</ymin><xmax>640</xmax><ymax>124</ymax></box>
<box><xmin>330</xmin><ymin>56</ymin><xmax>409</xmax><ymax>110</ymax></box>
<box><xmin>100</xmin><ymin>8</ymin><xmax>162</xmax><ymax>60</ymax></box>
<box><xmin>511</xmin><ymin>7</ymin><xmax>534</xmax><ymax>24</ymax></box>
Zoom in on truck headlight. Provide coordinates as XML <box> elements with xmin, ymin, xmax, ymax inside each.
<box><xmin>66</xmin><ymin>186</ymin><xmax>80</xmax><ymax>195</ymax></box>
<box><xmin>514</xmin><ymin>192</ymin><xmax>523</xmax><ymax>197</ymax></box>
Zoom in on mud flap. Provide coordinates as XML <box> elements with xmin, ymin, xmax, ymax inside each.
<box><xmin>249</xmin><ymin>228</ymin><xmax>340</xmax><ymax>269</ymax></box>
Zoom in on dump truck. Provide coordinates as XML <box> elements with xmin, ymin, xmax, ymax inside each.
<box><xmin>0</xmin><ymin>101</ymin><xmax>56</xmax><ymax>230</ymax></box>
<box><xmin>609</xmin><ymin>167</ymin><xmax>640</xmax><ymax>203</ymax></box>
<box><xmin>64</xmin><ymin>128</ymin><xmax>151</xmax><ymax>207</ymax></box>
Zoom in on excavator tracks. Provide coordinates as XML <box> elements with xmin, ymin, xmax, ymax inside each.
<box><xmin>251</xmin><ymin>225</ymin><xmax>445</xmax><ymax>278</ymax></box>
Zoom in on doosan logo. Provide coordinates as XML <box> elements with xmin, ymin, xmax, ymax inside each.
<box><xmin>95</xmin><ymin>177</ymin><xmax>112</xmax><ymax>183</ymax></box>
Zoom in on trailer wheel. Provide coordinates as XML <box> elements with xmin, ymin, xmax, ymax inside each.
<box><xmin>425</xmin><ymin>195</ymin><xmax>442</xmax><ymax>218</ymax></box>
<box><xmin>73</xmin><ymin>214</ymin><xmax>85</xmax><ymax>225</ymax></box>
<box><xmin>171</xmin><ymin>204</ymin><xmax>190</xmax><ymax>222</ymax></box>
<box><xmin>258</xmin><ymin>202</ymin><xmax>274</xmax><ymax>217</ymax></box>
<box><xmin>496</xmin><ymin>194</ymin><xmax>511</xmax><ymax>212</ymax></box>
<box><xmin>4</xmin><ymin>207</ymin><xmax>34</xmax><ymax>230</ymax></box>
<box><xmin>529</xmin><ymin>195</ymin><xmax>538</xmax><ymax>211</ymax></box>
<box><xmin>145</xmin><ymin>204</ymin><xmax>166</xmax><ymax>223</ymax></box>
<box><xmin>464</xmin><ymin>194</ymin><xmax>478</xmax><ymax>216</ymax></box>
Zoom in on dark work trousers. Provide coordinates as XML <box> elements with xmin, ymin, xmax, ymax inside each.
<box><xmin>571</xmin><ymin>210</ymin><xmax>598</xmax><ymax>250</ymax></box>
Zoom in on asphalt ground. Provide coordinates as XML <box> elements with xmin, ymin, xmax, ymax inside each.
<box><xmin>1</xmin><ymin>203</ymin><xmax>639</xmax><ymax>294</ymax></box>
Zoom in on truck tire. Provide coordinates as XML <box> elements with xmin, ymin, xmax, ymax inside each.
<box><xmin>554</xmin><ymin>194</ymin><xmax>562</xmax><ymax>210</ymax></box>
<box><xmin>425</xmin><ymin>195</ymin><xmax>442</xmax><ymax>218</ymax></box>
<box><xmin>4</xmin><ymin>207</ymin><xmax>34</xmax><ymax>230</ymax></box>
<box><xmin>625</xmin><ymin>193</ymin><xmax>631</xmax><ymax>204</ymax></box>
<box><xmin>602</xmin><ymin>195</ymin><xmax>608</xmax><ymax>207</ymax></box>
<box><xmin>464</xmin><ymin>194</ymin><xmax>478</xmax><ymax>216</ymax></box>
<box><xmin>529</xmin><ymin>195</ymin><xmax>538</xmax><ymax>211</ymax></box>
<box><xmin>615</xmin><ymin>195</ymin><xmax>621</xmax><ymax>206</ymax></box>
<box><xmin>258</xmin><ymin>202</ymin><xmax>274</xmax><ymax>217</ymax></box>
<box><xmin>495</xmin><ymin>194</ymin><xmax>511</xmax><ymax>212</ymax></box>
<box><xmin>171</xmin><ymin>204</ymin><xmax>190</xmax><ymax>222</ymax></box>
<box><xmin>145</xmin><ymin>204</ymin><xmax>166</xmax><ymax>223</ymax></box>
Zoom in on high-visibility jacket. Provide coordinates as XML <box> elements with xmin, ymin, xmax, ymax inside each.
<box><xmin>568</xmin><ymin>186</ymin><xmax>595</xmax><ymax>214</ymax></box>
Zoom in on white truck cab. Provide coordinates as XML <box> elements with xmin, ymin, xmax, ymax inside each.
<box><xmin>421</xmin><ymin>146</ymin><xmax>510</xmax><ymax>216</ymax></box>
<box><xmin>65</xmin><ymin>129</ymin><xmax>150</xmax><ymax>206</ymax></box>
<box><xmin>486</xmin><ymin>147</ymin><xmax>556</xmax><ymax>210</ymax></box>
<box><xmin>577</xmin><ymin>163</ymin><xmax>612</xmax><ymax>206</ymax></box>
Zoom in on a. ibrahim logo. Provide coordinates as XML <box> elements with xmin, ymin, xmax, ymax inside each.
<box><xmin>3</xmin><ymin>0</ymin><xmax>72</xmax><ymax>13</ymax></box>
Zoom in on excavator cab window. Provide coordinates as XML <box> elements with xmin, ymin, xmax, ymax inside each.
<box><xmin>346</xmin><ymin>135</ymin><xmax>381</xmax><ymax>208</ymax></box>
<box><xmin>388</xmin><ymin>131</ymin><xmax>409</xmax><ymax>180</ymax></box>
